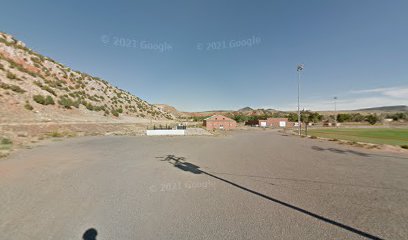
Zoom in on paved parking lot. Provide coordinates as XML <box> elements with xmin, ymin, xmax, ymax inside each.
<box><xmin>1</xmin><ymin>130</ymin><xmax>407</xmax><ymax>239</ymax></box>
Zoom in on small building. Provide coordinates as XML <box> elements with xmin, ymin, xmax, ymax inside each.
<box><xmin>258</xmin><ymin>118</ymin><xmax>290</xmax><ymax>128</ymax></box>
<box><xmin>259</xmin><ymin>120</ymin><xmax>268</xmax><ymax>127</ymax></box>
<box><xmin>203</xmin><ymin>115</ymin><xmax>237</xmax><ymax>130</ymax></box>
<box><xmin>323</xmin><ymin>120</ymin><xmax>340</xmax><ymax>127</ymax></box>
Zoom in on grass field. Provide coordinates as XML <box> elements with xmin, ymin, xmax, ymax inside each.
<box><xmin>307</xmin><ymin>128</ymin><xmax>408</xmax><ymax>146</ymax></box>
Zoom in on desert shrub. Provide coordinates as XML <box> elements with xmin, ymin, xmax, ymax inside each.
<box><xmin>6</xmin><ymin>72</ymin><xmax>16</xmax><ymax>79</ymax></box>
<box><xmin>33</xmin><ymin>80</ymin><xmax>43</xmax><ymax>87</ymax></box>
<box><xmin>0</xmin><ymin>83</ymin><xmax>25</xmax><ymax>93</ymax></box>
<box><xmin>33</xmin><ymin>95</ymin><xmax>54</xmax><ymax>105</ymax></box>
<box><xmin>72</xmin><ymin>99</ymin><xmax>80</xmax><ymax>108</ymax></box>
<box><xmin>45</xmin><ymin>79</ymin><xmax>66</xmax><ymax>88</ymax></box>
<box><xmin>401</xmin><ymin>145</ymin><xmax>408</xmax><ymax>149</ymax></box>
<box><xmin>47</xmin><ymin>132</ymin><xmax>63</xmax><ymax>137</ymax></box>
<box><xmin>33</xmin><ymin>95</ymin><xmax>46</xmax><ymax>104</ymax></box>
<box><xmin>42</xmin><ymin>85</ymin><xmax>57</xmax><ymax>96</ymax></box>
<box><xmin>85</xmin><ymin>103</ymin><xmax>94</xmax><ymax>110</ymax></box>
<box><xmin>1</xmin><ymin>138</ymin><xmax>12</xmax><ymax>145</ymax></box>
<box><xmin>111</xmin><ymin>109</ymin><xmax>119</xmax><ymax>117</ymax></box>
<box><xmin>31</xmin><ymin>57</ymin><xmax>42</xmax><ymax>64</ymax></box>
<box><xmin>58</xmin><ymin>96</ymin><xmax>74</xmax><ymax>109</ymax></box>
<box><xmin>45</xmin><ymin>95</ymin><xmax>55</xmax><ymax>105</ymax></box>
<box><xmin>24</xmin><ymin>101</ymin><xmax>33</xmax><ymax>110</ymax></box>
<box><xmin>10</xmin><ymin>84</ymin><xmax>25</xmax><ymax>93</ymax></box>
<box><xmin>93</xmin><ymin>105</ymin><xmax>105</xmax><ymax>112</ymax></box>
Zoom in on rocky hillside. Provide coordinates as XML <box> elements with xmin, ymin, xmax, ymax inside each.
<box><xmin>184</xmin><ymin>107</ymin><xmax>280</xmax><ymax>118</ymax></box>
<box><xmin>0</xmin><ymin>32</ymin><xmax>173</xmax><ymax>123</ymax></box>
<box><xmin>154</xmin><ymin>104</ymin><xmax>189</xmax><ymax>118</ymax></box>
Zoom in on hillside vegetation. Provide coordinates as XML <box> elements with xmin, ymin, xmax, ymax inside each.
<box><xmin>0</xmin><ymin>32</ymin><xmax>173</xmax><ymax>123</ymax></box>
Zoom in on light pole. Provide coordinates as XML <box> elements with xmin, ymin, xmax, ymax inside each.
<box><xmin>334</xmin><ymin>96</ymin><xmax>338</xmax><ymax>127</ymax></box>
<box><xmin>297</xmin><ymin>64</ymin><xmax>304</xmax><ymax>135</ymax></box>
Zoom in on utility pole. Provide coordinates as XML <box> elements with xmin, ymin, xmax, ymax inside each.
<box><xmin>297</xmin><ymin>64</ymin><xmax>304</xmax><ymax>135</ymax></box>
<box><xmin>334</xmin><ymin>96</ymin><xmax>338</xmax><ymax>127</ymax></box>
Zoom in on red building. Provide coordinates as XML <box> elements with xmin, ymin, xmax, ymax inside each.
<box><xmin>203</xmin><ymin>115</ymin><xmax>237</xmax><ymax>130</ymax></box>
<box><xmin>258</xmin><ymin>118</ymin><xmax>292</xmax><ymax>128</ymax></box>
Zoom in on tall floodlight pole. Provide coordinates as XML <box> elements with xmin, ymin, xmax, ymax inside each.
<box><xmin>334</xmin><ymin>96</ymin><xmax>338</xmax><ymax>127</ymax></box>
<box><xmin>297</xmin><ymin>64</ymin><xmax>304</xmax><ymax>135</ymax></box>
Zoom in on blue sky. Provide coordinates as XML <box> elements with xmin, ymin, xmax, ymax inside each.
<box><xmin>1</xmin><ymin>0</ymin><xmax>407</xmax><ymax>111</ymax></box>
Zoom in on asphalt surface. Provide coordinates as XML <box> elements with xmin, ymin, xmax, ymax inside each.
<box><xmin>1</xmin><ymin>130</ymin><xmax>407</xmax><ymax>240</ymax></box>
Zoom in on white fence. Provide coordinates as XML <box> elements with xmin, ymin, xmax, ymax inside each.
<box><xmin>146</xmin><ymin>130</ymin><xmax>185</xmax><ymax>136</ymax></box>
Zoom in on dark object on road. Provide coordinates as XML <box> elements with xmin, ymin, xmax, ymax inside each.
<box><xmin>159</xmin><ymin>154</ymin><xmax>202</xmax><ymax>174</ymax></box>
<box><xmin>82</xmin><ymin>228</ymin><xmax>98</xmax><ymax>240</ymax></box>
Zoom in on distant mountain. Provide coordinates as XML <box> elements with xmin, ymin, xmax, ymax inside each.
<box><xmin>238</xmin><ymin>107</ymin><xmax>253</xmax><ymax>112</ymax></box>
<box><xmin>356</xmin><ymin>105</ymin><xmax>408</xmax><ymax>112</ymax></box>
<box><xmin>182</xmin><ymin>107</ymin><xmax>281</xmax><ymax>118</ymax></box>
<box><xmin>0</xmin><ymin>32</ymin><xmax>173</xmax><ymax>123</ymax></box>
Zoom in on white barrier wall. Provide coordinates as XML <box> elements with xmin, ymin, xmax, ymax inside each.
<box><xmin>146</xmin><ymin>130</ymin><xmax>185</xmax><ymax>136</ymax></box>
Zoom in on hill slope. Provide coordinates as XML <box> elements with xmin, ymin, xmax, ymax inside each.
<box><xmin>0</xmin><ymin>32</ymin><xmax>173</xmax><ymax>123</ymax></box>
<box><xmin>182</xmin><ymin>107</ymin><xmax>280</xmax><ymax>118</ymax></box>
<box><xmin>356</xmin><ymin>105</ymin><xmax>408</xmax><ymax>112</ymax></box>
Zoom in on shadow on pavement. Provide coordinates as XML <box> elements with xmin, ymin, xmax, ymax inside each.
<box><xmin>311</xmin><ymin>146</ymin><xmax>370</xmax><ymax>157</ymax></box>
<box><xmin>82</xmin><ymin>228</ymin><xmax>97</xmax><ymax>240</ymax></box>
<box><xmin>157</xmin><ymin>155</ymin><xmax>203</xmax><ymax>174</ymax></box>
<box><xmin>158</xmin><ymin>154</ymin><xmax>384</xmax><ymax>240</ymax></box>
<box><xmin>311</xmin><ymin>146</ymin><xmax>408</xmax><ymax>160</ymax></box>
<box><xmin>208</xmin><ymin>172</ymin><xmax>408</xmax><ymax>193</ymax></box>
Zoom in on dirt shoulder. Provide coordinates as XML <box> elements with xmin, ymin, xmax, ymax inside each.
<box><xmin>0</xmin><ymin>120</ymin><xmax>174</xmax><ymax>157</ymax></box>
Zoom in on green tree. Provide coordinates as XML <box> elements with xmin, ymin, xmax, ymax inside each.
<box><xmin>232</xmin><ymin>115</ymin><xmax>248</xmax><ymax>123</ymax></box>
<box><xmin>366</xmin><ymin>114</ymin><xmax>379</xmax><ymax>125</ymax></box>
<box><xmin>287</xmin><ymin>112</ymin><xmax>298</xmax><ymax>122</ymax></box>
<box><xmin>351</xmin><ymin>113</ymin><xmax>365</xmax><ymax>122</ymax></box>
<box><xmin>337</xmin><ymin>114</ymin><xmax>351</xmax><ymax>123</ymax></box>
